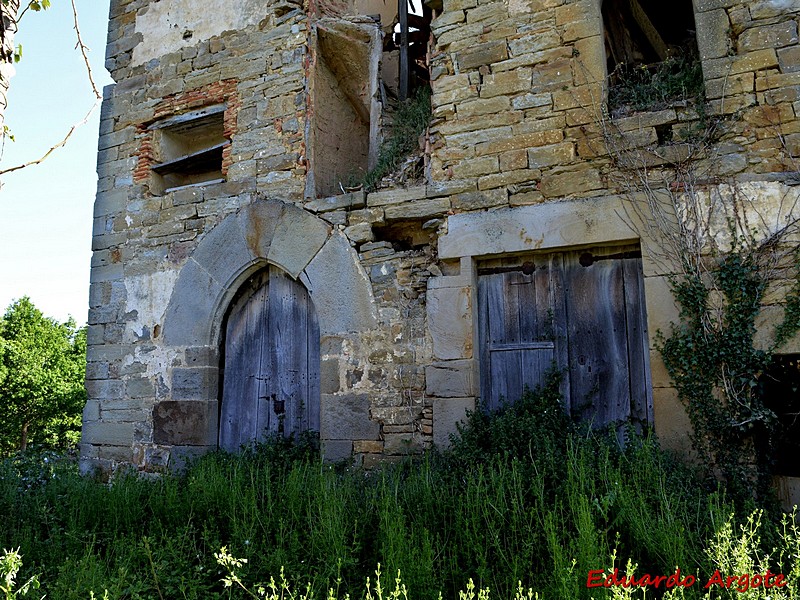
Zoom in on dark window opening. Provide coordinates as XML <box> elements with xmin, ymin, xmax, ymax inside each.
<box><xmin>388</xmin><ymin>0</ymin><xmax>433</xmax><ymax>101</ymax></box>
<box><xmin>603</xmin><ymin>0</ymin><xmax>703</xmax><ymax>113</ymax></box>
<box><xmin>758</xmin><ymin>354</ymin><xmax>800</xmax><ymax>477</ymax></box>
<box><xmin>149</xmin><ymin>104</ymin><xmax>228</xmax><ymax>194</ymax></box>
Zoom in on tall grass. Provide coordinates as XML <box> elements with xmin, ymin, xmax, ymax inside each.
<box><xmin>0</xmin><ymin>379</ymin><xmax>790</xmax><ymax>598</ymax></box>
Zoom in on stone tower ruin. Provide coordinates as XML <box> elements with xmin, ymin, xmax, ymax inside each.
<box><xmin>84</xmin><ymin>0</ymin><xmax>800</xmax><ymax>488</ymax></box>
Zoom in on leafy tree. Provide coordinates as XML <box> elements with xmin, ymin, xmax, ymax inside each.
<box><xmin>0</xmin><ymin>296</ymin><xmax>86</xmax><ymax>454</ymax></box>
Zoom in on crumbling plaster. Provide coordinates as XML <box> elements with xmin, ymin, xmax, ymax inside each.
<box><xmin>131</xmin><ymin>0</ymin><xmax>266</xmax><ymax>67</ymax></box>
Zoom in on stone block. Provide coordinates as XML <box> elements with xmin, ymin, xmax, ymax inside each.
<box><xmin>353</xmin><ymin>440</ymin><xmax>384</xmax><ymax>453</ymax></box>
<box><xmin>170</xmin><ymin>367</ymin><xmax>219</xmax><ymax>401</ymax></box>
<box><xmin>450</xmin><ymin>189</ymin><xmax>508</xmax><ymax>210</ymax></box>
<box><xmin>86</xmin><ymin>362</ymin><xmax>110</xmax><ymax>380</ymax></box>
<box><xmin>455</xmin><ymin>41</ymin><xmax>508</xmax><ymax>70</ymax></box>
<box><xmin>185</xmin><ymin>346</ymin><xmax>219</xmax><ymax>367</ymax></box>
<box><xmin>433</xmin><ymin>397</ymin><xmax>475</xmax><ymax>447</ymax></box>
<box><xmin>167</xmin><ymin>446</ymin><xmax>211</xmax><ymax>472</ymax></box>
<box><xmin>475</xmin><ymin>130</ymin><xmax>562</xmax><ymax>156</ymax></box>
<box><xmin>749</xmin><ymin>0</ymin><xmax>800</xmax><ymax>20</ymax></box>
<box><xmin>83</xmin><ymin>400</ymin><xmax>101</xmax><ymax>422</ymax></box>
<box><xmin>344</xmin><ymin>223</ymin><xmax>374</xmax><ymax>243</ymax></box>
<box><xmin>426</xmin><ymin>360</ymin><xmax>475</xmax><ymax>397</ymax></box>
<box><xmin>305</xmin><ymin>191</ymin><xmax>366</xmax><ymax>213</ymax></box>
<box><xmin>384</xmin><ymin>434</ymin><xmax>423</xmax><ymax>455</ymax></box>
<box><xmin>162</xmin><ymin>258</ymin><xmax>224</xmax><ymax>347</ymax></box>
<box><xmin>321</xmin><ymin>359</ymin><xmax>340</xmax><ymax>394</ymax></box>
<box><xmin>479</xmin><ymin>68</ymin><xmax>532</xmax><ymax>98</ymax></box>
<box><xmin>705</xmin><ymin>73</ymin><xmax>755</xmax><ymax>99</ymax></box>
<box><xmin>82</xmin><ymin>421</ymin><xmax>137</xmax><ymax>446</ymax></box>
<box><xmin>268</xmin><ymin>204</ymin><xmax>331</xmax><ymax>278</ymax></box>
<box><xmin>85</xmin><ymin>379</ymin><xmax>124</xmax><ymax>400</ymax></box>
<box><xmin>438</xmin><ymin>196</ymin><xmax>637</xmax><ymax>259</ymax></box>
<box><xmin>499</xmin><ymin>150</ymin><xmax>528</xmax><ymax>172</ymax></box>
<box><xmin>693</xmin><ymin>0</ymin><xmax>737</xmax><ymax>10</ymax></box>
<box><xmin>738</xmin><ymin>21</ymin><xmax>798</xmax><ymax>53</ymax></box>
<box><xmin>90</xmin><ymin>264</ymin><xmax>124</xmax><ymax>283</ymax></box>
<box><xmin>366</xmin><ymin>186</ymin><xmax>427</xmax><ymax>206</ymax></box>
<box><xmin>94</xmin><ymin>188</ymin><xmax>128</xmax><ymax>218</ymax></box>
<box><xmin>152</xmin><ymin>400</ymin><xmax>218</xmax><ymax>445</ymax></box>
<box><xmin>695</xmin><ymin>9</ymin><xmax>730</xmax><ymax>60</ymax></box>
<box><xmin>527</xmin><ymin>142</ymin><xmax>576</xmax><ymax>168</ymax></box>
<box><xmin>445</xmin><ymin>125</ymin><xmax>515</xmax><ymax>148</ymax></box>
<box><xmin>172</xmin><ymin>186</ymin><xmax>204</xmax><ymax>206</ymax></box>
<box><xmin>540</xmin><ymin>166</ymin><xmax>603</xmax><ymax>198</ymax></box>
<box><xmin>512</xmin><ymin>92</ymin><xmax>552</xmax><ymax>110</ymax></box>
<box><xmin>126</xmin><ymin>377</ymin><xmax>155</xmax><ymax>398</ymax></box>
<box><xmin>384</xmin><ymin>198</ymin><xmax>451</xmax><ymax>220</ymax></box>
<box><xmin>778</xmin><ymin>46</ymin><xmax>800</xmax><ymax>73</ymax></box>
<box><xmin>477</xmin><ymin>169</ymin><xmax>536</xmax><ymax>191</ymax></box>
<box><xmin>729</xmin><ymin>49</ymin><xmax>779</xmax><ymax>75</ymax></box>
<box><xmin>188</xmin><ymin>216</ymin><xmax>253</xmax><ymax>288</ymax></box>
<box><xmin>643</xmin><ymin>276</ymin><xmax>680</xmax><ymax>338</ymax></box>
<box><xmin>530</xmin><ymin>60</ymin><xmax>573</xmax><ymax>93</ymax></box>
<box><xmin>427</xmin><ymin>286</ymin><xmax>473</xmax><ymax>360</ymax></box>
<box><xmin>451</xmin><ymin>156</ymin><xmax>500</xmax><ymax>178</ymax></box>
<box><xmin>302</xmin><ymin>231</ymin><xmax>377</xmax><ymax>334</ymax></box>
<box><xmin>320</xmin><ymin>393</ymin><xmax>380</xmax><ymax>440</ymax></box>
<box><xmin>457</xmin><ymin>96</ymin><xmax>511</xmax><ymax>118</ymax></box>
<box><xmin>369</xmin><ymin>406</ymin><xmax>423</xmax><ymax>425</ymax></box>
<box><xmin>322</xmin><ymin>439</ymin><xmax>354</xmax><ymax>462</ymax></box>
<box><xmin>426</xmin><ymin>179</ymin><xmax>478</xmax><ymax>197</ymax></box>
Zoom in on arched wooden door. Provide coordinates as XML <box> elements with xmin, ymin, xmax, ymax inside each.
<box><xmin>219</xmin><ymin>265</ymin><xmax>320</xmax><ymax>451</ymax></box>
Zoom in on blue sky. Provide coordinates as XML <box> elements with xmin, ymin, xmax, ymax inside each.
<box><xmin>0</xmin><ymin>0</ymin><xmax>112</xmax><ymax>325</ymax></box>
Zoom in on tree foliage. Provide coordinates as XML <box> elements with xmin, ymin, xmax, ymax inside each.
<box><xmin>0</xmin><ymin>297</ymin><xmax>86</xmax><ymax>455</ymax></box>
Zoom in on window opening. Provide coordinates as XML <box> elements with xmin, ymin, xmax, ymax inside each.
<box><xmin>149</xmin><ymin>104</ymin><xmax>229</xmax><ymax>194</ymax></box>
<box><xmin>602</xmin><ymin>0</ymin><xmax>702</xmax><ymax>113</ymax></box>
<box><xmin>390</xmin><ymin>0</ymin><xmax>431</xmax><ymax>100</ymax></box>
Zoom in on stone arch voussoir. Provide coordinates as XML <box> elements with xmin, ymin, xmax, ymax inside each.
<box><xmin>163</xmin><ymin>198</ymin><xmax>377</xmax><ymax>349</ymax></box>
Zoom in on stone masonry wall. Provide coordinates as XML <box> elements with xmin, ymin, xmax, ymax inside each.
<box><xmin>83</xmin><ymin>0</ymin><xmax>800</xmax><ymax>473</ymax></box>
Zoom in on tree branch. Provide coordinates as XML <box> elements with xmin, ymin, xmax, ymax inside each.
<box><xmin>0</xmin><ymin>0</ymin><xmax>101</xmax><ymax>176</ymax></box>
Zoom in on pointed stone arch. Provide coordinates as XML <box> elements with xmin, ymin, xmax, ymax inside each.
<box><xmin>163</xmin><ymin>198</ymin><xmax>377</xmax><ymax>349</ymax></box>
<box><xmin>158</xmin><ymin>197</ymin><xmax>377</xmax><ymax>449</ymax></box>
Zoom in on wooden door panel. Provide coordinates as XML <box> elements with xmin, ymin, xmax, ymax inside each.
<box><xmin>563</xmin><ymin>247</ymin><xmax>631</xmax><ymax>425</ymax></box>
<box><xmin>219</xmin><ymin>266</ymin><xmax>319</xmax><ymax>451</ymax></box>
<box><xmin>479</xmin><ymin>264</ymin><xmax>556</xmax><ymax>411</ymax></box>
<box><xmin>622</xmin><ymin>254</ymin><xmax>653</xmax><ymax>427</ymax></box>
<box><xmin>478</xmin><ymin>245</ymin><xmax>652</xmax><ymax>430</ymax></box>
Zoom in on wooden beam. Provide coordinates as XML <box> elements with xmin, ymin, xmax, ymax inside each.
<box><xmin>627</xmin><ymin>0</ymin><xmax>669</xmax><ymax>61</ymax></box>
<box><xmin>398</xmin><ymin>0</ymin><xmax>409</xmax><ymax>101</ymax></box>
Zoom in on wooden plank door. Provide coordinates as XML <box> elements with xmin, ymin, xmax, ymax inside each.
<box><xmin>477</xmin><ymin>246</ymin><xmax>652</xmax><ymax>430</ymax></box>
<box><xmin>219</xmin><ymin>265</ymin><xmax>320</xmax><ymax>451</ymax></box>
<box><xmin>562</xmin><ymin>245</ymin><xmax>652</xmax><ymax>430</ymax></box>
<box><xmin>478</xmin><ymin>258</ymin><xmax>562</xmax><ymax>412</ymax></box>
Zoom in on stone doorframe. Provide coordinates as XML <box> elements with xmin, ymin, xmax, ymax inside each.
<box><xmin>425</xmin><ymin>195</ymin><xmax>682</xmax><ymax>447</ymax></box>
<box><xmin>158</xmin><ymin>198</ymin><xmax>377</xmax><ymax>455</ymax></box>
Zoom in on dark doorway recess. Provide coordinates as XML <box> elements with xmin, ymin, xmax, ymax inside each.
<box><xmin>218</xmin><ymin>265</ymin><xmax>320</xmax><ymax>451</ymax></box>
<box><xmin>758</xmin><ymin>354</ymin><xmax>800</xmax><ymax>477</ymax></box>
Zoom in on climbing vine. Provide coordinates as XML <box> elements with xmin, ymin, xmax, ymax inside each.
<box><xmin>658</xmin><ymin>243</ymin><xmax>800</xmax><ymax>501</ymax></box>
<box><xmin>598</xmin><ymin>96</ymin><xmax>800</xmax><ymax>501</ymax></box>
